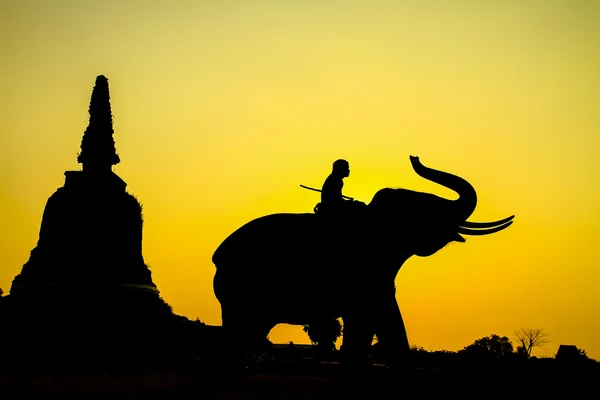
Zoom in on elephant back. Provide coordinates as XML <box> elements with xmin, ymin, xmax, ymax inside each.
<box><xmin>212</xmin><ymin>213</ymin><xmax>365</xmax><ymax>276</ymax></box>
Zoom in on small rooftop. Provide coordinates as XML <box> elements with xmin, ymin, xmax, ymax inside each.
<box><xmin>556</xmin><ymin>344</ymin><xmax>580</xmax><ymax>359</ymax></box>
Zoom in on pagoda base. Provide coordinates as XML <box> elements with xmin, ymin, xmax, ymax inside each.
<box><xmin>0</xmin><ymin>283</ymin><xmax>224</xmax><ymax>371</ymax></box>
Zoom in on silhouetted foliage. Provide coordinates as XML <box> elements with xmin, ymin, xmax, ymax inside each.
<box><xmin>459</xmin><ymin>334</ymin><xmax>515</xmax><ymax>365</ymax></box>
<box><xmin>303</xmin><ymin>319</ymin><xmax>343</xmax><ymax>355</ymax></box>
<box><xmin>515</xmin><ymin>345</ymin><xmax>529</xmax><ymax>359</ymax></box>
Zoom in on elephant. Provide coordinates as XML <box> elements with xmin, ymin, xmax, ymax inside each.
<box><xmin>211</xmin><ymin>155</ymin><xmax>514</xmax><ymax>371</ymax></box>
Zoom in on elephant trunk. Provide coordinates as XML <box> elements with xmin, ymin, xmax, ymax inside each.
<box><xmin>409</xmin><ymin>156</ymin><xmax>477</xmax><ymax>222</ymax></box>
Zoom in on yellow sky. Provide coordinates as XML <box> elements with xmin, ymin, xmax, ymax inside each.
<box><xmin>1</xmin><ymin>1</ymin><xmax>599</xmax><ymax>358</ymax></box>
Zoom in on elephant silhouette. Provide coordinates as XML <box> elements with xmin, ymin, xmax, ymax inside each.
<box><xmin>212</xmin><ymin>156</ymin><xmax>514</xmax><ymax>371</ymax></box>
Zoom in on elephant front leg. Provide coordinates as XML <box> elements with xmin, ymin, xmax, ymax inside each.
<box><xmin>372</xmin><ymin>294</ymin><xmax>410</xmax><ymax>370</ymax></box>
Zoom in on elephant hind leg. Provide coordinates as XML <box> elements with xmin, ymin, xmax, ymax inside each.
<box><xmin>221</xmin><ymin>306</ymin><xmax>275</xmax><ymax>355</ymax></box>
<box><xmin>340</xmin><ymin>314</ymin><xmax>375</xmax><ymax>373</ymax></box>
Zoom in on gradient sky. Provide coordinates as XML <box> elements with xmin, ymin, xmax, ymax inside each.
<box><xmin>1</xmin><ymin>0</ymin><xmax>599</xmax><ymax>359</ymax></box>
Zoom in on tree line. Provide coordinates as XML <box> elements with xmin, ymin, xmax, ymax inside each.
<box><xmin>302</xmin><ymin>319</ymin><xmax>595</xmax><ymax>364</ymax></box>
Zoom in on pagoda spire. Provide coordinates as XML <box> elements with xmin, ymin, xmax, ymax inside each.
<box><xmin>77</xmin><ymin>75</ymin><xmax>120</xmax><ymax>172</ymax></box>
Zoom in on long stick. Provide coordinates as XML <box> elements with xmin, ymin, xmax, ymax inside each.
<box><xmin>300</xmin><ymin>184</ymin><xmax>354</xmax><ymax>200</ymax></box>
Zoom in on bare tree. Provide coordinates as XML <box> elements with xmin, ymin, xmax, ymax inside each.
<box><xmin>514</xmin><ymin>328</ymin><xmax>550</xmax><ymax>357</ymax></box>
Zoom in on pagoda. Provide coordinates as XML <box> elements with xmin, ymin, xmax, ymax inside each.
<box><xmin>10</xmin><ymin>75</ymin><xmax>158</xmax><ymax>293</ymax></box>
<box><xmin>0</xmin><ymin>76</ymin><xmax>184</xmax><ymax>364</ymax></box>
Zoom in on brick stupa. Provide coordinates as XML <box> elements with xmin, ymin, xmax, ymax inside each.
<box><xmin>11</xmin><ymin>75</ymin><xmax>157</xmax><ymax>293</ymax></box>
<box><xmin>0</xmin><ymin>76</ymin><xmax>193</xmax><ymax>364</ymax></box>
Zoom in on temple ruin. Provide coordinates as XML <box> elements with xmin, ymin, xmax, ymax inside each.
<box><xmin>0</xmin><ymin>76</ymin><xmax>191</xmax><ymax>363</ymax></box>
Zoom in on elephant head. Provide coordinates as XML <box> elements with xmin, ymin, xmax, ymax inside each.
<box><xmin>368</xmin><ymin>156</ymin><xmax>513</xmax><ymax>257</ymax></box>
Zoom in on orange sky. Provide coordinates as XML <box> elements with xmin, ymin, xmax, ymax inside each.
<box><xmin>1</xmin><ymin>1</ymin><xmax>599</xmax><ymax>359</ymax></box>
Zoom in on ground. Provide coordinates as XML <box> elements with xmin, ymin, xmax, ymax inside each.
<box><xmin>0</xmin><ymin>357</ymin><xmax>594</xmax><ymax>399</ymax></box>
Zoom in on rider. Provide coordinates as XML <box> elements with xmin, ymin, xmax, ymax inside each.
<box><xmin>316</xmin><ymin>159</ymin><xmax>365</xmax><ymax>216</ymax></box>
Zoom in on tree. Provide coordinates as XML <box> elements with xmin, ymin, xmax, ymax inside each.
<box><xmin>514</xmin><ymin>328</ymin><xmax>550</xmax><ymax>358</ymax></box>
<box><xmin>460</xmin><ymin>334</ymin><xmax>514</xmax><ymax>363</ymax></box>
<box><xmin>515</xmin><ymin>345</ymin><xmax>529</xmax><ymax>359</ymax></box>
<box><xmin>303</xmin><ymin>318</ymin><xmax>343</xmax><ymax>354</ymax></box>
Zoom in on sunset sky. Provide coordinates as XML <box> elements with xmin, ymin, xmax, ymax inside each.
<box><xmin>1</xmin><ymin>1</ymin><xmax>599</xmax><ymax>358</ymax></box>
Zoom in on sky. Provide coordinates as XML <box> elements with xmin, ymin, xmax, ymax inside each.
<box><xmin>1</xmin><ymin>0</ymin><xmax>599</xmax><ymax>359</ymax></box>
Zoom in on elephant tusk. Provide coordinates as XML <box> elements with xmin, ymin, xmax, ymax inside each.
<box><xmin>460</xmin><ymin>215</ymin><xmax>514</xmax><ymax>229</ymax></box>
<box><xmin>457</xmin><ymin>220</ymin><xmax>513</xmax><ymax>235</ymax></box>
